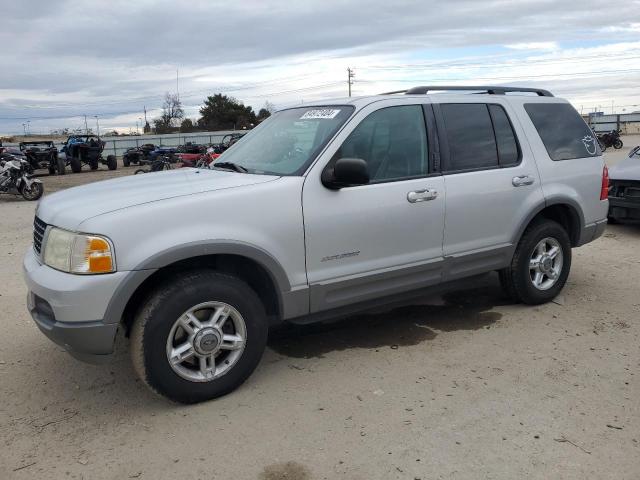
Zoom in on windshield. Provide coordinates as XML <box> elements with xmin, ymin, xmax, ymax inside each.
<box><xmin>213</xmin><ymin>106</ymin><xmax>354</xmax><ymax>175</ymax></box>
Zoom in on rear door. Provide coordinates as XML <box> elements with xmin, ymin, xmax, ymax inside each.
<box><xmin>434</xmin><ymin>100</ymin><xmax>545</xmax><ymax>279</ymax></box>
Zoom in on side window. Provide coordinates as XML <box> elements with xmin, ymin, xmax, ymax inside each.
<box><xmin>489</xmin><ymin>104</ymin><xmax>519</xmax><ymax>166</ymax></box>
<box><xmin>441</xmin><ymin>104</ymin><xmax>498</xmax><ymax>171</ymax></box>
<box><xmin>524</xmin><ymin>103</ymin><xmax>601</xmax><ymax>160</ymax></box>
<box><xmin>337</xmin><ymin>105</ymin><xmax>428</xmax><ymax>182</ymax></box>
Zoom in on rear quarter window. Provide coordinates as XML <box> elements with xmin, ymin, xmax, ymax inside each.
<box><xmin>524</xmin><ymin>103</ymin><xmax>601</xmax><ymax>161</ymax></box>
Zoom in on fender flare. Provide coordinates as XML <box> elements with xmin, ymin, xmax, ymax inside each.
<box><xmin>511</xmin><ymin>196</ymin><xmax>585</xmax><ymax>247</ymax></box>
<box><xmin>102</xmin><ymin>240</ymin><xmax>291</xmax><ymax>325</ymax></box>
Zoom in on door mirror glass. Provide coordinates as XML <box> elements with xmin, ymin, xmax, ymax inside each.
<box><xmin>322</xmin><ymin>157</ymin><xmax>369</xmax><ymax>189</ymax></box>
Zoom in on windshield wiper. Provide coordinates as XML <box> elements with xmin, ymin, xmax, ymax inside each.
<box><xmin>212</xmin><ymin>161</ymin><xmax>248</xmax><ymax>173</ymax></box>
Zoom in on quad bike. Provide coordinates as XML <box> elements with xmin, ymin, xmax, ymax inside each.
<box><xmin>19</xmin><ymin>141</ymin><xmax>66</xmax><ymax>175</ymax></box>
<box><xmin>123</xmin><ymin>143</ymin><xmax>156</xmax><ymax>166</ymax></box>
<box><xmin>0</xmin><ymin>155</ymin><xmax>44</xmax><ymax>200</ymax></box>
<box><xmin>61</xmin><ymin>134</ymin><xmax>117</xmax><ymax>173</ymax></box>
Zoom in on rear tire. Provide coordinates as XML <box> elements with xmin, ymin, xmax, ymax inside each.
<box><xmin>499</xmin><ymin>219</ymin><xmax>571</xmax><ymax>304</ymax></box>
<box><xmin>20</xmin><ymin>181</ymin><xmax>44</xmax><ymax>201</ymax></box>
<box><xmin>123</xmin><ymin>156</ymin><xmax>130</xmax><ymax>167</ymax></box>
<box><xmin>130</xmin><ymin>270</ymin><xmax>268</xmax><ymax>404</ymax></box>
<box><xmin>614</xmin><ymin>139</ymin><xmax>623</xmax><ymax>149</ymax></box>
<box><xmin>70</xmin><ymin>156</ymin><xmax>82</xmax><ymax>173</ymax></box>
<box><xmin>57</xmin><ymin>156</ymin><xmax>66</xmax><ymax>175</ymax></box>
<box><xmin>107</xmin><ymin>155</ymin><xmax>117</xmax><ymax>170</ymax></box>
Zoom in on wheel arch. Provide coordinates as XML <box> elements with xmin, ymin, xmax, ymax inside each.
<box><xmin>105</xmin><ymin>241</ymin><xmax>292</xmax><ymax>334</ymax></box>
<box><xmin>514</xmin><ymin>198</ymin><xmax>584</xmax><ymax>248</ymax></box>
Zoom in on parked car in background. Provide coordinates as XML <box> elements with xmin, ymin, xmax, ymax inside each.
<box><xmin>23</xmin><ymin>85</ymin><xmax>608</xmax><ymax>403</ymax></box>
<box><xmin>608</xmin><ymin>146</ymin><xmax>640</xmax><ymax>223</ymax></box>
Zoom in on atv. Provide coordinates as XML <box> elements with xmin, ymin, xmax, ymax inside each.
<box><xmin>19</xmin><ymin>141</ymin><xmax>66</xmax><ymax>175</ymax></box>
<box><xmin>122</xmin><ymin>143</ymin><xmax>156</xmax><ymax>167</ymax></box>
<box><xmin>61</xmin><ymin>134</ymin><xmax>117</xmax><ymax>173</ymax></box>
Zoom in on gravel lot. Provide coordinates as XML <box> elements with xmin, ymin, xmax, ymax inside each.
<box><xmin>1</xmin><ymin>143</ymin><xmax>639</xmax><ymax>479</ymax></box>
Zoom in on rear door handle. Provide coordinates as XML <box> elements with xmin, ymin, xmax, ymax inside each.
<box><xmin>512</xmin><ymin>175</ymin><xmax>535</xmax><ymax>187</ymax></box>
<box><xmin>407</xmin><ymin>188</ymin><xmax>438</xmax><ymax>203</ymax></box>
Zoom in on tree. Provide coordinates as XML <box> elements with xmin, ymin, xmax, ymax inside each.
<box><xmin>198</xmin><ymin>94</ymin><xmax>256</xmax><ymax>130</ymax></box>
<box><xmin>180</xmin><ymin>118</ymin><xmax>196</xmax><ymax>132</ymax></box>
<box><xmin>257</xmin><ymin>101</ymin><xmax>275</xmax><ymax>122</ymax></box>
<box><xmin>153</xmin><ymin>92</ymin><xmax>184</xmax><ymax>133</ymax></box>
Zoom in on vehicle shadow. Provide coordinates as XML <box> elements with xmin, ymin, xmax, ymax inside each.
<box><xmin>268</xmin><ymin>276</ymin><xmax>509</xmax><ymax>359</ymax></box>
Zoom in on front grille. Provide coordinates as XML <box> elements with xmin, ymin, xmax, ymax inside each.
<box><xmin>33</xmin><ymin>216</ymin><xmax>47</xmax><ymax>255</ymax></box>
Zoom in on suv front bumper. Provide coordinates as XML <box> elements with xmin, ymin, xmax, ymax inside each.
<box><xmin>23</xmin><ymin>247</ymin><xmax>129</xmax><ymax>362</ymax></box>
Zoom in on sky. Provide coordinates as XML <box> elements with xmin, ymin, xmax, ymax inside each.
<box><xmin>1</xmin><ymin>0</ymin><xmax>640</xmax><ymax>135</ymax></box>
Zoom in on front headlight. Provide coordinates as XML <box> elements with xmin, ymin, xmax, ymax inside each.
<box><xmin>43</xmin><ymin>227</ymin><xmax>115</xmax><ymax>274</ymax></box>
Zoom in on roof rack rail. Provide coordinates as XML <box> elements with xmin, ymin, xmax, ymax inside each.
<box><xmin>381</xmin><ymin>86</ymin><xmax>553</xmax><ymax>97</ymax></box>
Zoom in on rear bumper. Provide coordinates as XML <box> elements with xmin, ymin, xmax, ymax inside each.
<box><xmin>608</xmin><ymin>197</ymin><xmax>640</xmax><ymax>223</ymax></box>
<box><xmin>577</xmin><ymin>219</ymin><xmax>607</xmax><ymax>246</ymax></box>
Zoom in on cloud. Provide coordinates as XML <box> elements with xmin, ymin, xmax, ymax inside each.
<box><xmin>1</xmin><ymin>0</ymin><xmax>640</xmax><ymax>133</ymax></box>
<box><xmin>505</xmin><ymin>42</ymin><xmax>559</xmax><ymax>51</ymax></box>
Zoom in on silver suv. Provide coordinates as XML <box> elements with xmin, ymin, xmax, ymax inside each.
<box><xmin>23</xmin><ymin>86</ymin><xmax>609</xmax><ymax>403</ymax></box>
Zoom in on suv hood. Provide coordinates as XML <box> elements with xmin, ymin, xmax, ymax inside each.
<box><xmin>609</xmin><ymin>156</ymin><xmax>640</xmax><ymax>181</ymax></box>
<box><xmin>37</xmin><ymin>168</ymin><xmax>279</xmax><ymax>230</ymax></box>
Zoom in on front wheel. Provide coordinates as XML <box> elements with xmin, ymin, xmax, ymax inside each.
<box><xmin>614</xmin><ymin>139</ymin><xmax>623</xmax><ymax>149</ymax></box>
<box><xmin>20</xmin><ymin>181</ymin><xmax>44</xmax><ymax>201</ymax></box>
<box><xmin>499</xmin><ymin>219</ymin><xmax>571</xmax><ymax>304</ymax></box>
<box><xmin>130</xmin><ymin>270</ymin><xmax>268</xmax><ymax>404</ymax></box>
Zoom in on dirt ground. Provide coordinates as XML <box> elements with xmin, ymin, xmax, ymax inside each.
<box><xmin>1</xmin><ymin>143</ymin><xmax>639</xmax><ymax>479</ymax></box>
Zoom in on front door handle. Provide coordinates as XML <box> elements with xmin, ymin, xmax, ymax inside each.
<box><xmin>512</xmin><ymin>175</ymin><xmax>535</xmax><ymax>187</ymax></box>
<box><xmin>407</xmin><ymin>189</ymin><xmax>438</xmax><ymax>203</ymax></box>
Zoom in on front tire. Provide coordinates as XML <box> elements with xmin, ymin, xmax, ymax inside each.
<box><xmin>499</xmin><ymin>219</ymin><xmax>571</xmax><ymax>304</ymax></box>
<box><xmin>130</xmin><ymin>270</ymin><xmax>268</xmax><ymax>404</ymax></box>
<box><xmin>107</xmin><ymin>154</ymin><xmax>117</xmax><ymax>170</ymax></box>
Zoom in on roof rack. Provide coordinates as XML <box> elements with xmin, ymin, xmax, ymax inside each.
<box><xmin>381</xmin><ymin>86</ymin><xmax>553</xmax><ymax>97</ymax></box>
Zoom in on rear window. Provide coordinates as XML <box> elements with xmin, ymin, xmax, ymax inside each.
<box><xmin>524</xmin><ymin>103</ymin><xmax>600</xmax><ymax>160</ymax></box>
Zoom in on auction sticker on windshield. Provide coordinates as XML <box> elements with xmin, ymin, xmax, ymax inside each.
<box><xmin>300</xmin><ymin>109</ymin><xmax>341</xmax><ymax>119</ymax></box>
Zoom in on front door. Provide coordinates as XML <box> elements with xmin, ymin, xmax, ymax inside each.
<box><xmin>303</xmin><ymin>103</ymin><xmax>446</xmax><ymax>312</ymax></box>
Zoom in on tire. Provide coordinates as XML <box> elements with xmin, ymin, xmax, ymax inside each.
<box><xmin>48</xmin><ymin>166</ymin><xmax>55</xmax><ymax>175</ymax></box>
<box><xmin>20</xmin><ymin>181</ymin><xmax>44</xmax><ymax>201</ymax></box>
<box><xmin>57</xmin><ymin>156</ymin><xmax>66</xmax><ymax>175</ymax></box>
<box><xmin>134</xmin><ymin>169</ymin><xmax>147</xmax><ymax>174</ymax></box>
<box><xmin>70</xmin><ymin>156</ymin><xmax>82</xmax><ymax>173</ymax></box>
<box><xmin>123</xmin><ymin>155</ymin><xmax>130</xmax><ymax>167</ymax></box>
<box><xmin>499</xmin><ymin>219</ymin><xmax>571</xmax><ymax>305</ymax></box>
<box><xmin>614</xmin><ymin>139</ymin><xmax>623</xmax><ymax>149</ymax></box>
<box><xmin>107</xmin><ymin>155</ymin><xmax>117</xmax><ymax>170</ymax></box>
<box><xmin>130</xmin><ymin>270</ymin><xmax>268</xmax><ymax>404</ymax></box>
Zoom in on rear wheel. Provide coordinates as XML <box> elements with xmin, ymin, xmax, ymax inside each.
<box><xmin>130</xmin><ymin>271</ymin><xmax>268</xmax><ymax>404</ymax></box>
<box><xmin>123</xmin><ymin>155</ymin><xmax>131</xmax><ymax>167</ymax></box>
<box><xmin>614</xmin><ymin>139</ymin><xmax>623</xmax><ymax>149</ymax></box>
<box><xmin>70</xmin><ymin>156</ymin><xmax>82</xmax><ymax>173</ymax></box>
<box><xmin>107</xmin><ymin>155</ymin><xmax>117</xmax><ymax>170</ymax></box>
<box><xmin>499</xmin><ymin>219</ymin><xmax>571</xmax><ymax>304</ymax></box>
<box><xmin>56</xmin><ymin>156</ymin><xmax>66</xmax><ymax>175</ymax></box>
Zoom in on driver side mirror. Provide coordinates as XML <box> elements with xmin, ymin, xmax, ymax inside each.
<box><xmin>322</xmin><ymin>157</ymin><xmax>370</xmax><ymax>189</ymax></box>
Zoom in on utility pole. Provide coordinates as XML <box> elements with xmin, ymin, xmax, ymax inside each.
<box><xmin>84</xmin><ymin>115</ymin><xmax>88</xmax><ymax>134</ymax></box>
<box><xmin>94</xmin><ymin>116</ymin><xmax>100</xmax><ymax>137</ymax></box>
<box><xmin>22</xmin><ymin>123</ymin><xmax>26</xmax><ymax>136</ymax></box>
<box><xmin>176</xmin><ymin>68</ymin><xmax>179</xmax><ymax>101</ymax></box>
<box><xmin>27</xmin><ymin>121</ymin><xmax>31</xmax><ymax>135</ymax></box>
<box><xmin>347</xmin><ymin>67</ymin><xmax>355</xmax><ymax>97</ymax></box>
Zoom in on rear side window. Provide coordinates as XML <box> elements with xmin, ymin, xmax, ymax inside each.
<box><xmin>524</xmin><ymin>103</ymin><xmax>600</xmax><ymax>160</ymax></box>
<box><xmin>441</xmin><ymin>104</ymin><xmax>498</xmax><ymax>170</ymax></box>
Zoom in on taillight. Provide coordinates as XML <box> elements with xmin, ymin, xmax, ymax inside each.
<box><xmin>600</xmin><ymin>165</ymin><xmax>609</xmax><ymax>200</ymax></box>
